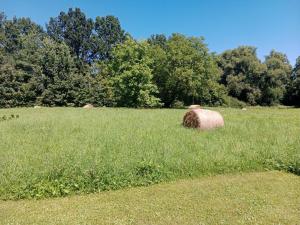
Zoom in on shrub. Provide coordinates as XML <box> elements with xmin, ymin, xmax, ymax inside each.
<box><xmin>273</xmin><ymin>159</ymin><xmax>300</xmax><ymax>176</ymax></box>
<box><xmin>171</xmin><ymin>100</ymin><xmax>185</xmax><ymax>108</ymax></box>
<box><xmin>223</xmin><ymin>96</ymin><xmax>247</xmax><ymax>108</ymax></box>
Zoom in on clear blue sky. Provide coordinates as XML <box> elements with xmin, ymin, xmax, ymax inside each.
<box><xmin>1</xmin><ymin>0</ymin><xmax>300</xmax><ymax>65</ymax></box>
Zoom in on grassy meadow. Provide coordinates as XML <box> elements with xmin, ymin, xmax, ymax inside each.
<box><xmin>0</xmin><ymin>107</ymin><xmax>299</xmax><ymax>200</ymax></box>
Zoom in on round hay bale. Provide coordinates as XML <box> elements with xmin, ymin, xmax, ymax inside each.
<box><xmin>83</xmin><ymin>104</ymin><xmax>94</xmax><ymax>109</ymax></box>
<box><xmin>34</xmin><ymin>106</ymin><xmax>42</xmax><ymax>109</ymax></box>
<box><xmin>188</xmin><ymin>104</ymin><xmax>201</xmax><ymax>109</ymax></box>
<box><xmin>183</xmin><ymin>109</ymin><xmax>224</xmax><ymax>130</ymax></box>
<box><xmin>241</xmin><ymin>108</ymin><xmax>247</xmax><ymax>111</ymax></box>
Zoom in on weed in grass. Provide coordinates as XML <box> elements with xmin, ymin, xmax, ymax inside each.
<box><xmin>0</xmin><ymin>114</ymin><xmax>20</xmax><ymax>122</ymax></box>
<box><xmin>272</xmin><ymin>159</ymin><xmax>300</xmax><ymax>176</ymax></box>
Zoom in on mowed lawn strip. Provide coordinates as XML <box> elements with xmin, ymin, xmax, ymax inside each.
<box><xmin>1</xmin><ymin>171</ymin><xmax>300</xmax><ymax>225</ymax></box>
<box><xmin>0</xmin><ymin>107</ymin><xmax>299</xmax><ymax>199</ymax></box>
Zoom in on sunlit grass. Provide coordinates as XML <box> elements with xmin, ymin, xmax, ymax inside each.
<box><xmin>0</xmin><ymin>107</ymin><xmax>299</xmax><ymax>199</ymax></box>
<box><xmin>1</xmin><ymin>171</ymin><xmax>299</xmax><ymax>225</ymax></box>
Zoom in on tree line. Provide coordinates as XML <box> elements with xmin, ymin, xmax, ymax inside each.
<box><xmin>0</xmin><ymin>8</ymin><xmax>299</xmax><ymax>108</ymax></box>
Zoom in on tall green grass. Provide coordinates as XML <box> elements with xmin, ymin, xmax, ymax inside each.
<box><xmin>0</xmin><ymin>107</ymin><xmax>299</xmax><ymax>200</ymax></box>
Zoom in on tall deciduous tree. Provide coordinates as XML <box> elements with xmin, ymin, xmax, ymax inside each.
<box><xmin>1</xmin><ymin>15</ymin><xmax>43</xmax><ymax>54</ymax></box>
<box><xmin>285</xmin><ymin>56</ymin><xmax>300</xmax><ymax>106</ymax></box>
<box><xmin>147</xmin><ymin>34</ymin><xmax>167</xmax><ymax>50</ymax></box>
<box><xmin>150</xmin><ymin>34</ymin><xmax>225</xmax><ymax>107</ymax></box>
<box><xmin>292</xmin><ymin>57</ymin><xmax>300</xmax><ymax>80</ymax></box>
<box><xmin>94</xmin><ymin>15</ymin><xmax>126</xmax><ymax>60</ymax></box>
<box><xmin>217</xmin><ymin>46</ymin><xmax>266</xmax><ymax>105</ymax></box>
<box><xmin>47</xmin><ymin>8</ymin><xmax>95</xmax><ymax>65</ymax></box>
<box><xmin>38</xmin><ymin>37</ymin><xmax>114</xmax><ymax>106</ymax></box>
<box><xmin>108</xmin><ymin>38</ymin><xmax>161</xmax><ymax>107</ymax></box>
<box><xmin>0</xmin><ymin>55</ymin><xmax>21</xmax><ymax>107</ymax></box>
<box><xmin>260</xmin><ymin>50</ymin><xmax>292</xmax><ymax>105</ymax></box>
<box><xmin>0</xmin><ymin>12</ymin><xmax>6</xmax><ymax>51</ymax></box>
<box><xmin>47</xmin><ymin>9</ymin><xmax>126</xmax><ymax>66</ymax></box>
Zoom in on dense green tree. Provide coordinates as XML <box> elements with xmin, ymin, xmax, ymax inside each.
<box><xmin>0</xmin><ymin>12</ymin><xmax>5</xmax><ymax>27</ymax></box>
<box><xmin>47</xmin><ymin>8</ymin><xmax>95</xmax><ymax>65</ymax></box>
<box><xmin>0</xmin><ymin>11</ymin><xmax>115</xmax><ymax>108</ymax></box>
<box><xmin>94</xmin><ymin>15</ymin><xmax>126</xmax><ymax>60</ymax></box>
<box><xmin>260</xmin><ymin>50</ymin><xmax>292</xmax><ymax>105</ymax></box>
<box><xmin>288</xmin><ymin>78</ymin><xmax>300</xmax><ymax>106</ymax></box>
<box><xmin>108</xmin><ymin>38</ymin><xmax>161</xmax><ymax>107</ymax></box>
<box><xmin>147</xmin><ymin>34</ymin><xmax>167</xmax><ymax>49</ymax></box>
<box><xmin>0</xmin><ymin>55</ymin><xmax>21</xmax><ymax>107</ymax></box>
<box><xmin>1</xmin><ymin>10</ymin><xmax>299</xmax><ymax>108</ymax></box>
<box><xmin>1</xmin><ymin>16</ymin><xmax>43</xmax><ymax>54</ymax></box>
<box><xmin>150</xmin><ymin>34</ymin><xmax>225</xmax><ymax>107</ymax></box>
<box><xmin>69</xmin><ymin>73</ymin><xmax>115</xmax><ymax>107</ymax></box>
<box><xmin>0</xmin><ymin>26</ymin><xmax>47</xmax><ymax>107</ymax></box>
<box><xmin>217</xmin><ymin>46</ymin><xmax>266</xmax><ymax>105</ymax></box>
<box><xmin>292</xmin><ymin>56</ymin><xmax>300</xmax><ymax>80</ymax></box>
<box><xmin>47</xmin><ymin>9</ymin><xmax>126</xmax><ymax>66</ymax></box>
<box><xmin>0</xmin><ymin>13</ymin><xmax>45</xmax><ymax>107</ymax></box>
<box><xmin>37</xmin><ymin>37</ymin><xmax>75</xmax><ymax>106</ymax></box>
<box><xmin>0</xmin><ymin>33</ymin><xmax>42</xmax><ymax>107</ymax></box>
<box><xmin>0</xmin><ymin>12</ymin><xmax>5</xmax><ymax>51</ymax></box>
<box><xmin>285</xmin><ymin>56</ymin><xmax>300</xmax><ymax>106</ymax></box>
<box><xmin>38</xmin><ymin>37</ymin><xmax>114</xmax><ymax>106</ymax></box>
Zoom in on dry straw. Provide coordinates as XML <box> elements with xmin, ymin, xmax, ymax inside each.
<box><xmin>183</xmin><ymin>108</ymin><xmax>224</xmax><ymax>130</ymax></box>
<box><xmin>188</xmin><ymin>104</ymin><xmax>201</xmax><ymax>109</ymax></box>
<box><xmin>83</xmin><ymin>104</ymin><xmax>94</xmax><ymax>109</ymax></box>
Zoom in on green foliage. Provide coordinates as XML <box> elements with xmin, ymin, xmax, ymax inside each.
<box><xmin>0</xmin><ymin>12</ymin><xmax>6</xmax><ymax>53</ymax></box>
<box><xmin>37</xmin><ymin>37</ymin><xmax>76</xmax><ymax>106</ymax></box>
<box><xmin>0</xmin><ymin>113</ymin><xmax>19</xmax><ymax>122</ymax></box>
<box><xmin>94</xmin><ymin>15</ymin><xmax>126</xmax><ymax>60</ymax></box>
<box><xmin>0</xmin><ymin>13</ymin><xmax>114</xmax><ymax>108</ymax></box>
<box><xmin>285</xmin><ymin>56</ymin><xmax>300</xmax><ymax>106</ymax></box>
<box><xmin>47</xmin><ymin>8</ymin><xmax>126</xmax><ymax>65</ymax></box>
<box><xmin>0</xmin><ymin>10</ymin><xmax>298</xmax><ymax>108</ymax></box>
<box><xmin>108</xmin><ymin>38</ymin><xmax>161</xmax><ymax>107</ymax></box>
<box><xmin>47</xmin><ymin>8</ymin><xmax>95</xmax><ymax>65</ymax></box>
<box><xmin>273</xmin><ymin>159</ymin><xmax>300</xmax><ymax>176</ymax></box>
<box><xmin>147</xmin><ymin>34</ymin><xmax>167</xmax><ymax>49</ymax></box>
<box><xmin>0</xmin><ymin>55</ymin><xmax>21</xmax><ymax>107</ymax></box>
<box><xmin>222</xmin><ymin>96</ymin><xmax>247</xmax><ymax>108</ymax></box>
<box><xmin>1</xmin><ymin>16</ymin><xmax>43</xmax><ymax>54</ymax></box>
<box><xmin>0</xmin><ymin>17</ymin><xmax>44</xmax><ymax>107</ymax></box>
<box><xmin>0</xmin><ymin>52</ymin><xmax>41</xmax><ymax>107</ymax></box>
<box><xmin>260</xmin><ymin>50</ymin><xmax>292</xmax><ymax>105</ymax></box>
<box><xmin>218</xmin><ymin>47</ymin><xmax>294</xmax><ymax>106</ymax></box>
<box><xmin>66</xmin><ymin>73</ymin><xmax>115</xmax><ymax>107</ymax></box>
<box><xmin>149</xmin><ymin>34</ymin><xmax>226</xmax><ymax>107</ymax></box>
<box><xmin>217</xmin><ymin>46</ymin><xmax>266</xmax><ymax>105</ymax></box>
<box><xmin>171</xmin><ymin>99</ymin><xmax>185</xmax><ymax>108</ymax></box>
<box><xmin>288</xmin><ymin>78</ymin><xmax>300</xmax><ymax>106</ymax></box>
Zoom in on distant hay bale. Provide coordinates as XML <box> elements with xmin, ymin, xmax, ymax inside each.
<box><xmin>83</xmin><ymin>104</ymin><xmax>94</xmax><ymax>109</ymax></box>
<box><xmin>183</xmin><ymin>109</ymin><xmax>224</xmax><ymax>130</ymax></box>
<box><xmin>242</xmin><ymin>108</ymin><xmax>247</xmax><ymax>111</ymax></box>
<box><xmin>34</xmin><ymin>106</ymin><xmax>42</xmax><ymax>109</ymax></box>
<box><xmin>188</xmin><ymin>104</ymin><xmax>201</xmax><ymax>109</ymax></box>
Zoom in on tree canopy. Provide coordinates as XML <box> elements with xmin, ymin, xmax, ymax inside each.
<box><xmin>47</xmin><ymin>8</ymin><xmax>125</xmax><ymax>66</ymax></box>
<box><xmin>0</xmin><ymin>9</ymin><xmax>298</xmax><ymax>108</ymax></box>
<box><xmin>107</xmin><ymin>38</ymin><xmax>161</xmax><ymax>107</ymax></box>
